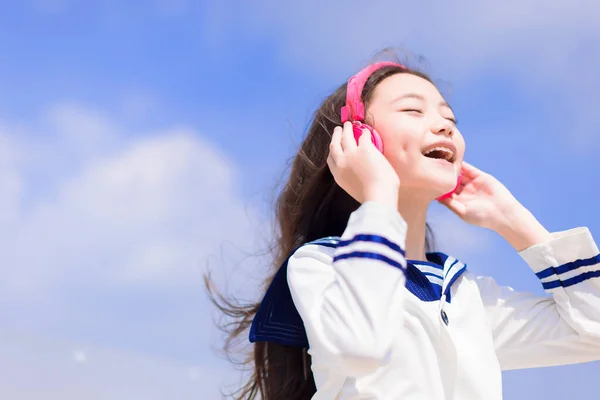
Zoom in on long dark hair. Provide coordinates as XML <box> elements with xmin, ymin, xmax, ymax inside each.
<box><xmin>205</xmin><ymin>57</ymin><xmax>437</xmax><ymax>399</ymax></box>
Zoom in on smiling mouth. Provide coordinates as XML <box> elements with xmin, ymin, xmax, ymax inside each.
<box><xmin>422</xmin><ymin>147</ymin><xmax>455</xmax><ymax>163</ymax></box>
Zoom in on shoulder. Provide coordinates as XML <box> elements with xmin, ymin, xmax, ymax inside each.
<box><xmin>289</xmin><ymin>236</ymin><xmax>340</xmax><ymax>264</ymax></box>
<box><xmin>285</xmin><ymin>237</ymin><xmax>341</xmax><ymax>287</ymax></box>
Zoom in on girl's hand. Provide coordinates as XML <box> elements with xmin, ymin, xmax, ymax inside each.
<box><xmin>439</xmin><ymin>162</ymin><xmax>551</xmax><ymax>250</ymax></box>
<box><xmin>438</xmin><ymin>162</ymin><xmax>516</xmax><ymax>230</ymax></box>
<box><xmin>327</xmin><ymin>122</ymin><xmax>400</xmax><ymax>209</ymax></box>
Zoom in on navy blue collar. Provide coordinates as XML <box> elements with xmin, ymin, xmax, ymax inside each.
<box><xmin>249</xmin><ymin>237</ymin><xmax>467</xmax><ymax>348</ymax></box>
<box><xmin>408</xmin><ymin>252</ymin><xmax>467</xmax><ymax>303</ymax></box>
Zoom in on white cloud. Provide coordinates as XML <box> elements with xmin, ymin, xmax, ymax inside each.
<box><xmin>0</xmin><ymin>102</ymin><xmax>267</xmax><ymax>386</ymax></box>
<box><xmin>0</xmin><ymin>103</ymin><xmax>263</xmax><ymax>298</ymax></box>
<box><xmin>0</xmin><ymin>329</ymin><xmax>226</xmax><ymax>400</ymax></box>
<box><xmin>0</xmin><ymin>97</ymin><xmax>277</xmax><ymax>399</ymax></box>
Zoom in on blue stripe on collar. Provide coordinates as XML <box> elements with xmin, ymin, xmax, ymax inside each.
<box><xmin>405</xmin><ymin>263</ymin><xmax>443</xmax><ymax>301</ymax></box>
<box><xmin>442</xmin><ymin>256</ymin><xmax>467</xmax><ymax>300</ymax></box>
<box><xmin>407</xmin><ymin>252</ymin><xmax>468</xmax><ymax>302</ymax></box>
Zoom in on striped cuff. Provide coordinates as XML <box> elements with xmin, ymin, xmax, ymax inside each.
<box><xmin>519</xmin><ymin>227</ymin><xmax>600</xmax><ymax>291</ymax></box>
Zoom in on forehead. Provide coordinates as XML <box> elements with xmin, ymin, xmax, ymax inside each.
<box><xmin>371</xmin><ymin>73</ymin><xmax>444</xmax><ymax>103</ymax></box>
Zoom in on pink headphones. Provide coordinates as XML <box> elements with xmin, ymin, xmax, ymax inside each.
<box><xmin>341</xmin><ymin>61</ymin><xmax>461</xmax><ymax>200</ymax></box>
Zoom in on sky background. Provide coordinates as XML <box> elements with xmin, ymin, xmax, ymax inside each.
<box><xmin>0</xmin><ymin>0</ymin><xmax>599</xmax><ymax>398</ymax></box>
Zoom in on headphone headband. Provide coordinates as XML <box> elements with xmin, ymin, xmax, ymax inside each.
<box><xmin>341</xmin><ymin>61</ymin><xmax>405</xmax><ymax>123</ymax></box>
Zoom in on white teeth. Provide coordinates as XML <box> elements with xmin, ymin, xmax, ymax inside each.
<box><xmin>424</xmin><ymin>147</ymin><xmax>454</xmax><ymax>161</ymax></box>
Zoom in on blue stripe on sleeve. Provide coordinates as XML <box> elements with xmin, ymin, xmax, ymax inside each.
<box><xmin>537</xmin><ymin>254</ymin><xmax>600</xmax><ymax>279</ymax></box>
<box><xmin>543</xmin><ymin>269</ymin><xmax>600</xmax><ymax>290</ymax></box>
<box><xmin>555</xmin><ymin>254</ymin><xmax>600</xmax><ymax>275</ymax></box>
<box><xmin>333</xmin><ymin>251</ymin><xmax>406</xmax><ymax>272</ymax></box>
<box><xmin>536</xmin><ymin>267</ymin><xmax>556</xmax><ymax>280</ymax></box>
<box><xmin>338</xmin><ymin>234</ymin><xmax>405</xmax><ymax>257</ymax></box>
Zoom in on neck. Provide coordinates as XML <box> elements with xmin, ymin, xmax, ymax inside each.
<box><xmin>397</xmin><ymin>191</ymin><xmax>431</xmax><ymax>262</ymax></box>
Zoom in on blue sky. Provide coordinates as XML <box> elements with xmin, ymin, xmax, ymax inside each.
<box><xmin>0</xmin><ymin>0</ymin><xmax>599</xmax><ymax>398</ymax></box>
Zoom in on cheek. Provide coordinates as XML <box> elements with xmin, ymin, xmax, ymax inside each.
<box><xmin>382</xmin><ymin>135</ymin><xmax>423</xmax><ymax>174</ymax></box>
<box><xmin>374</xmin><ymin>116</ymin><xmax>424</xmax><ymax>167</ymax></box>
<box><xmin>380</xmin><ymin>129</ymin><xmax>421</xmax><ymax>158</ymax></box>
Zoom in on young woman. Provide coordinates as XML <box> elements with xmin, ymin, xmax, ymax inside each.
<box><xmin>208</xmin><ymin>56</ymin><xmax>600</xmax><ymax>399</ymax></box>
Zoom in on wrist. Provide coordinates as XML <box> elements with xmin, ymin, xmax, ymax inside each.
<box><xmin>496</xmin><ymin>205</ymin><xmax>552</xmax><ymax>251</ymax></box>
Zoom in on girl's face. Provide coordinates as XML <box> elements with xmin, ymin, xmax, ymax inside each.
<box><xmin>365</xmin><ymin>73</ymin><xmax>465</xmax><ymax>199</ymax></box>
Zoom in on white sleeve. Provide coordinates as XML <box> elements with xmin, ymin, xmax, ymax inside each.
<box><xmin>475</xmin><ymin>227</ymin><xmax>600</xmax><ymax>370</ymax></box>
<box><xmin>287</xmin><ymin>201</ymin><xmax>408</xmax><ymax>376</ymax></box>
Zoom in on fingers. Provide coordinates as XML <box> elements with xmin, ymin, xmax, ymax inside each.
<box><xmin>455</xmin><ymin>174</ymin><xmax>469</xmax><ymax>193</ymax></box>
<box><xmin>340</xmin><ymin>121</ymin><xmax>356</xmax><ymax>151</ymax></box>
<box><xmin>330</xmin><ymin>125</ymin><xmax>343</xmax><ymax>155</ymax></box>
<box><xmin>326</xmin><ymin>151</ymin><xmax>336</xmax><ymax>174</ymax></box>
<box><xmin>328</xmin><ymin>123</ymin><xmax>374</xmax><ymax>174</ymax></box>
<box><xmin>328</xmin><ymin>126</ymin><xmax>343</xmax><ymax>173</ymax></box>
<box><xmin>358</xmin><ymin>128</ymin><xmax>372</xmax><ymax>147</ymax></box>
<box><xmin>460</xmin><ymin>161</ymin><xmax>482</xmax><ymax>179</ymax></box>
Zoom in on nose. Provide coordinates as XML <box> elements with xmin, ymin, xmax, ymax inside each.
<box><xmin>433</xmin><ymin>118</ymin><xmax>454</xmax><ymax>137</ymax></box>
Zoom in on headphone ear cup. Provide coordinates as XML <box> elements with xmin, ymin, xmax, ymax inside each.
<box><xmin>352</xmin><ymin>122</ymin><xmax>384</xmax><ymax>153</ymax></box>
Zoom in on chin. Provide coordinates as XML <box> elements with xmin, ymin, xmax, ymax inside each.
<box><xmin>437</xmin><ymin>175</ymin><xmax>458</xmax><ymax>191</ymax></box>
<box><xmin>397</xmin><ymin>162</ymin><xmax>458</xmax><ymax>195</ymax></box>
<box><xmin>419</xmin><ymin>174</ymin><xmax>458</xmax><ymax>198</ymax></box>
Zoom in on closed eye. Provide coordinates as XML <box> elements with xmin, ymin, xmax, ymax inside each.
<box><xmin>402</xmin><ymin>108</ymin><xmax>457</xmax><ymax>124</ymax></box>
<box><xmin>402</xmin><ymin>109</ymin><xmax>423</xmax><ymax>115</ymax></box>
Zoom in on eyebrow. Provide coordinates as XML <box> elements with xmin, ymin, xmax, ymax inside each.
<box><xmin>391</xmin><ymin>93</ymin><xmax>454</xmax><ymax>113</ymax></box>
